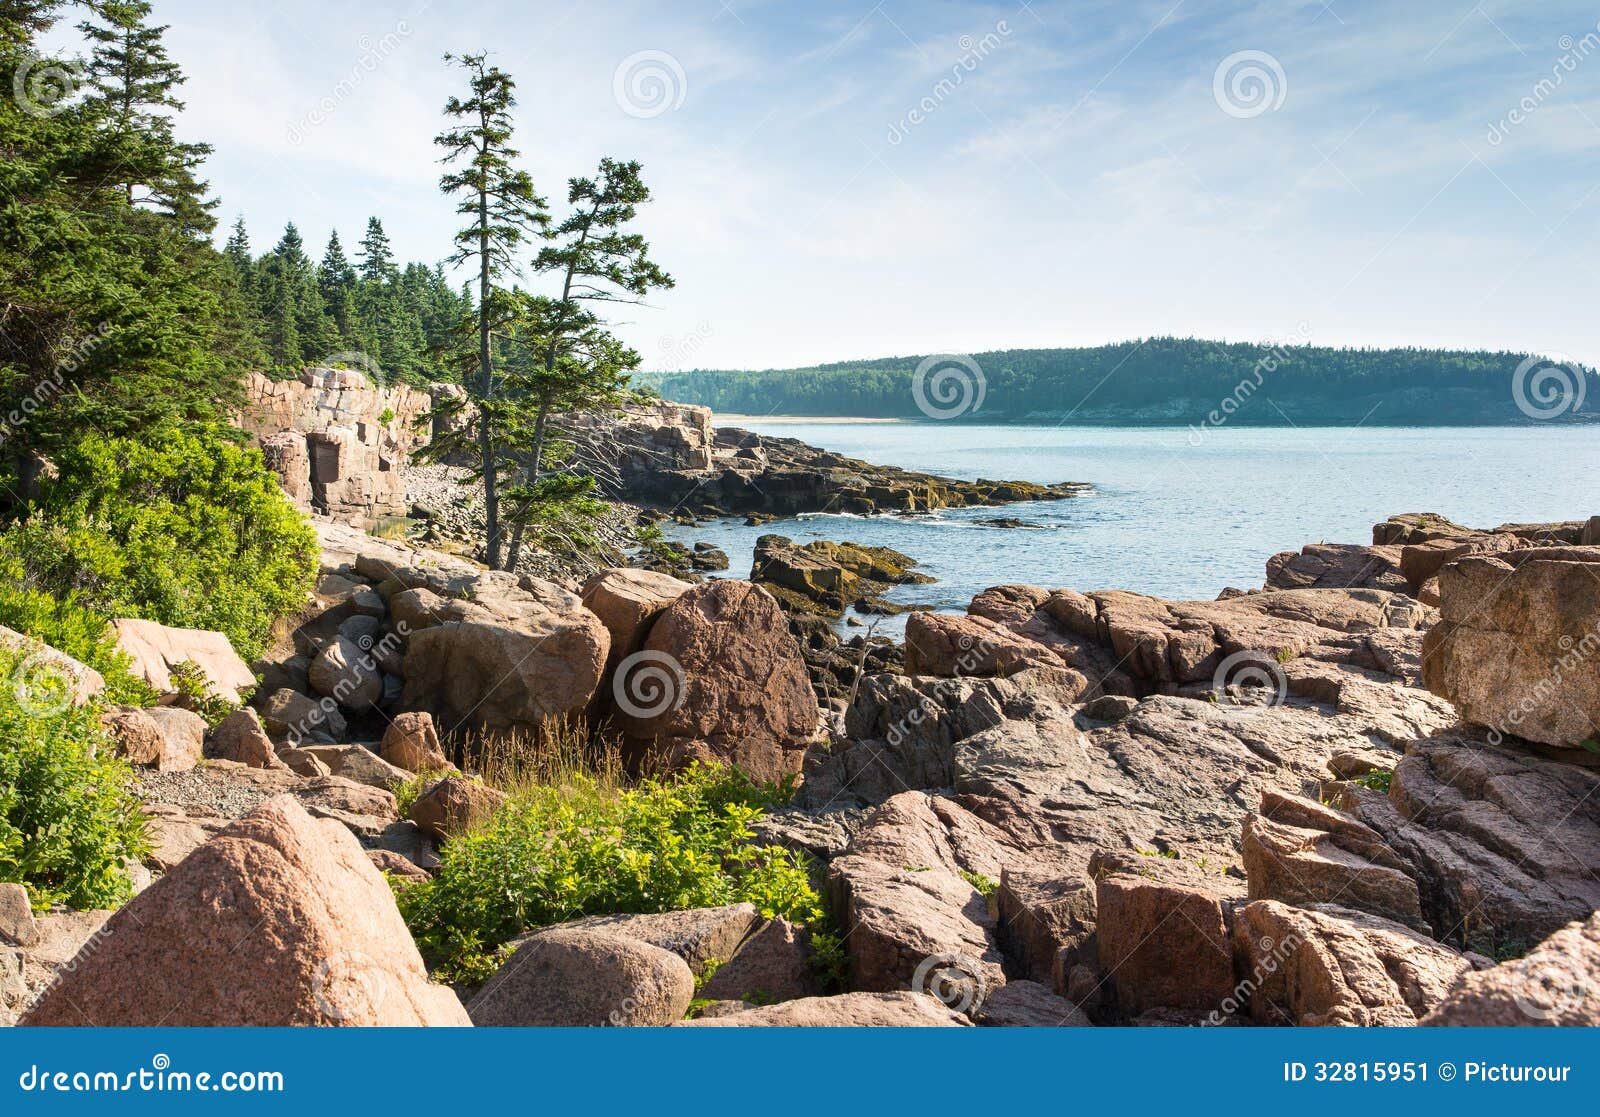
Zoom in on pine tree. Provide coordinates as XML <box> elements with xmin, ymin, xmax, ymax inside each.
<box><xmin>502</xmin><ymin>158</ymin><xmax>673</xmax><ymax>568</ymax></box>
<box><xmin>431</xmin><ymin>53</ymin><xmax>550</xmax><ymax>569</ymax></box>
<box><xmin>215</xmin><ymin>217</ymin><xmax>266</xmax><ymax>373</ymax></box>
<box><xmin>1</xmin><ymin>1</ymin><xmax>228</xmax><ymax>484</ymax></box>
<box><xmin>357</xmin><ymin>216</ymin><xmax>396</xmax><ymax>283</ymax></box>
<box><xmin>319</xmin><ymin>230</ymin><xmax>358</xmax><ymax>349</ymax></box>
<box><xmin>77</xmin><ymin>0</ymin><xmax>213</xmax><ymax>232</ymax></box>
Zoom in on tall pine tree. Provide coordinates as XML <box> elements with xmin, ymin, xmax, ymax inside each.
<box><xmin>431</xmin><ymin>53</ymin><xmax>550</xmax><ymax>569</ymax></box>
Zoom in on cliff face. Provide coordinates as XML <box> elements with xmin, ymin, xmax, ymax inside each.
<box><xmin>238</xmin><ymin>369</ymin><xmax>463</xmax><ymax>525</ymax></box>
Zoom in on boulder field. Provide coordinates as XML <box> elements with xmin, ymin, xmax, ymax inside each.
<box><xmin>6</xmin><ymin>510</ymin><xmax>1599</xmax><ymax>1028</ymax></box>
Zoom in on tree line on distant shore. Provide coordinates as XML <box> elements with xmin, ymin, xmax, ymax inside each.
<box><xmin>645</xmin><ymin>338</ymin><xmax>1599</xmax><ymax>423</ymax></box>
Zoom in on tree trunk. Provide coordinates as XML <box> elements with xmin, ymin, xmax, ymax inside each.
<box><xmin>477</xmin><ymin>160</ymin><xmax>501</xmax><ymax>569</ymax></box>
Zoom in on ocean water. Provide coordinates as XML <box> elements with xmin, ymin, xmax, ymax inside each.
<box><xmin>663</xmin><ymin>421</ymin><xmax>1600</xmax><ymax>632</ymax></box>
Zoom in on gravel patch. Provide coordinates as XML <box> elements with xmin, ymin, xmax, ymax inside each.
<box><xmin>136</xmin><ymin>767</ymin><xmax>274</xmax><ymax>820</ymax></box>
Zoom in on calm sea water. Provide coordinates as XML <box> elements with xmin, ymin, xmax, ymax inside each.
<box><xmin>664</xmin><ymin>421</ymin><xmax>1600</xmax><ymax>630</ymax></box>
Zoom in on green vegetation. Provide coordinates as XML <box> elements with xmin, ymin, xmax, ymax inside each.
<box><xmin>643</xmin><ymin>338</ymin><xmax>1600</xmax><ymax>424</ymax></box>
<box><xmin>423</xmin><ymin>54</ymin><xmax>673</xmax><ymax>570</ymax></box>
<box><xmin>958</xmin><ymin>869</ymin><xmax>999</xmax><ymax>897</ymax></box>
<box><xmin>7</xmin><ymin>430</ymin><xmax>317</xmax><ymax>659</ymax></box>
<box><xmin>1355</xmin><ymin>769</ymin><xmax>1393</xmax><ymax>793</ymax></box>
<box><xmin>167</xmin><ymin>660</ymin><xmax>242</xmax><ymax>728</ymax></box>
<box><xmin>0</xmin><ymin>649</ymin><xmax>149</xmax><ymax>909</ymax></box>
<box><xmin>219</xmin><ymin>215</ymin><xmax>467</xmax><ymax>385</ymax></box>
<box><xmin>395</xmin><ymin>762</ymin><xmax>827</xmax><ymax>984</ymax></box>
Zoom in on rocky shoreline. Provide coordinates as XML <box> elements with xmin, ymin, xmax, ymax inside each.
<box><xmin>5</xmin><ymin>495</ymin><xmax>1598</xmax><ymax>1027</ymax></box>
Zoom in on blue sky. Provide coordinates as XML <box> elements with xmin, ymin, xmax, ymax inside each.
<box><xmin>46</xmin><ymin>0</ymin><xmax>1600</xmax><ymax>369</ymax></box>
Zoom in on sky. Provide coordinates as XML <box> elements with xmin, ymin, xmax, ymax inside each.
<box><xmin>43</xmin><ymin>0</ymin><xmax>1600</xmax><ymax>370</ymax></box>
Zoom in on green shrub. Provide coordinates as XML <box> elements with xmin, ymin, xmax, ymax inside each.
<box><xmin>167</xmin><ymin>660</ymin><xmax>242</xmax><ymax>728</ymax></box>
<box><xmin>5</xmin><ymin>428</ymin><xmax>318</xmax><ymax>659</ymax></box>
<box><xmin>0</xmin><ymin>547</ymin><xmax>155</xmax><ymax>706</ymax></box>
<box><xmin>395</xmin><ymin>763</ymin><xmax>825</xmax><ymax>983</ymax></box>
<box><xmin>0</xmin><ymin>649</ymin><xmax>149</xmax><ymax>909</ymax></box>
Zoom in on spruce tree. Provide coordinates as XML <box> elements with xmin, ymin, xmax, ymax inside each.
<box><xmin>432</xmin><ymin>53</ymin><xmax>550</xmax><ymax>569</ymax></box>
<box><xmin>1</xmin><ymin>0</ymin><xmax>228</xmax><ymax>485</ymax></box>
<box><xmin>357</xmin><ymin>216</ymin><xmax>396</xmax><ymax>283</ymax></box>
<box><xmin>319</xmin><ymin>230</ymin><xmax>358</xmax><ymax>349</ymax></box>
<box><xmin>77</xmin><ymin>0</ymin><xmax>213</xmax><ymax>232</ymax></box>
<box><xmin>502</xmin><ymin>158</ymin><xmax>673</xmax><ymax>568</ymax></box>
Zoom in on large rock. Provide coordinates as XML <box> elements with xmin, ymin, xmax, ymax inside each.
<box><xmin>679</xmin><ymin>991</ymin><xmax>968</xmax><ymax>1026</ymax></box>
<box><xmin>0</xmin><ymin>626</ymin><xmax>105</xmax><ymax>706</ymax></box>
<box><xmin>750</xmin><ymin>534</ymin><xmax>930</xmax><ymax>615</ymax></box>
<box><xmin>1233</xmin><ymin>900</ymin><xmax>1477</xmax><ymax>1026</ymax></box>
<box><xmin>209</xmin><ymin>708</ymin><xmax>286</xmax><ymax>770</ymax></box>
<box><xmin>615</xmin><ymin>581</ymin><xmax>816</xmax><ymax>782</ymax></box>
<box><xmin>1241</xmin><ymin>790</ymin><xmax>1425</xmax><ymax>930</ymax></box>
<box><xmin>827</xmin><ymin>792</ymin><xmax>1014</xmax><ymax>999</ymax></box>
<box><xmin>972</xmin><ymin>979</ymin><xmax>1093</xmax><ymax>1026</ymax></box>
<box><xmin>1423</xmin><ymin>912</ymin><xmax>1600</xmax><ymax>1026</ymax></box>
<box><xmin>904</xmin><ymin>612</ymin><xmax>1067</xmax><ymax>679</ymax></box>
<box><xmin>580</xmin><ymin>567</ymin><xmax>692</xmax><ymax>677</ymax></box>
<box><xmin>299</xmin><ymin>744</ymin><xmax>410</xmax><ymax>790</ymax></box>
<box><xmin>800</xmin><ymin>670</ymin><xmax>1081</xmax><ymax>809</ymax></box>
<box><xmin>467</xmin><ymin>927</ymin><xmax>693</xmax><ymax>1026</ymax></box>
<box><xmin>1266</xmin><ymin>543</ymin><xmax>1407</xmax><ymax>593</ymax></box>
<box><xmin>402</xmin><ymin>575</ymin><xmax>608</xmax><ymax>734</ymax></box>
<box><xmin>21</xmin><ymin>797</ymin><xmax>468</xmax><ymax>1025</ymax></box>
<box><xmin>380</xmin><ymin>711</ymin><xmax>452</xmax><ymax>773</ymax></box>
<box><xmin>560</xmin><ymin>905</ymin><xmax>758</xmax><ymax>976</ymax></box>
<box><xmin>102</xmin><ymin>705</ymin><xmax>203</xmax><ymax>771</ymax></box>
<box><xmin>111</xmin><ymin>617</ymin><xmax>255</xmax><ymax>702</ymax></box>
<box><xmin>1335</xmin><ymin>732</ymin><xmax>1600</xmax><ymax>955</ymax></box>
<box><xmin>0</xmin><ymin>883</ymin><xmax>36</xmax><ymax>947</ymax></box>
<box><xmin>308</xmin><ymin>636</ymin><xmax>383</xmax><ymax>713</ymax></box>
<box><xmin>698</xmin><ymin>917</ymin><xmax>822</xmax><ymax>1003</ymax></box>
<box><xmin>239</xmin><ymin>369</ymin><xmax>435</xmax><ymax>524</ymax></box>
<box><xmin>1094</xmin><ymin>873</ymin><xmax>1232</xmax><ymax>1016</ymax></box>
<box><xmin>1422</xmin><ymin>546</ymin><xmax>1600</xmax><ymax>748</ymax></box>
<box><xmin>257</xmin><ymin>686</ymin><xmax>346</xmax><ymax>743</ymax></box>
<box><xmin>409</xmin><ymin>776</ymin><xmax>506</xmax><ymax>840</ymax></box>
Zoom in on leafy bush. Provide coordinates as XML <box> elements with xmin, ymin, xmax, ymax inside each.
<box><xmin>0</xmin><ymin>546</ymin><xmax>155</xmax><ymax>706</ymax></box>
<box><xmin>396</xmin><ymin>762</ymin><xmax>825</xmax><ymax>983</ymax></box>
<box><xmin>0</xmin><ymin>649</ymin><xmax>149</xmax><ymax>908</ymax></box>
<box><xmin>167</xmin><ymin>660</ymin><xmax>242</xmax><ymax>728</ymax></box>
<box><xmin>5</xmin><ymin>428</ymin><xmax>318</xmax><ymax>659</ymax></box>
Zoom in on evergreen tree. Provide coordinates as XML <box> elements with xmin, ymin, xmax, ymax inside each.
<box><xmin>215</xmin><ymin>217</ymin><xmax>266</xmax><ymax>373</ymax></box>
<box><xmin>1</xmin><ymin>0</ymin><xmax>229</xmax><ymax>486</ymax></box>
<box><xmin>501</xmin><ymin>158</ymin><xmax>673</xmax><ymax>568</ymax></box>
<box><xmin>357</xmin><ymin>216</ymin><xmax>396</xmax><ymax>283</ymax></box>
<box><xmin>318</xmin><ymin>230</ymin><xmax>358</xmax><ymax>348</ymax></box>
<box><xmin>430</xmin><ymin>53</ymin><xmax>550</xmax><ymax>569</ymax></box>
<box><xmin>77</xmin><ymin>0</ymin><xmax>213</xmax><ymax>232</ymax></box>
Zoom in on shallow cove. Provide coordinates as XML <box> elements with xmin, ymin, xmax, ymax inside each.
<box><xmin>661</xmin><ymin>421</ymin><xmax>1600</xmax><ymax>634</ymax></box>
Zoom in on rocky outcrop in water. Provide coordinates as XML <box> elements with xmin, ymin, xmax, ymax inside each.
<box><xmin>574</xmin><ymin>402</ymin><xmax>1089</xmax><ymax>517</ymax></box>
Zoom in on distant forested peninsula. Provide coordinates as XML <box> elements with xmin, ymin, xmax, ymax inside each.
<box><xmin>643</xmin><ymin>338</ymin><xmax>1599</xmax><ymax>425</ymax></box>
